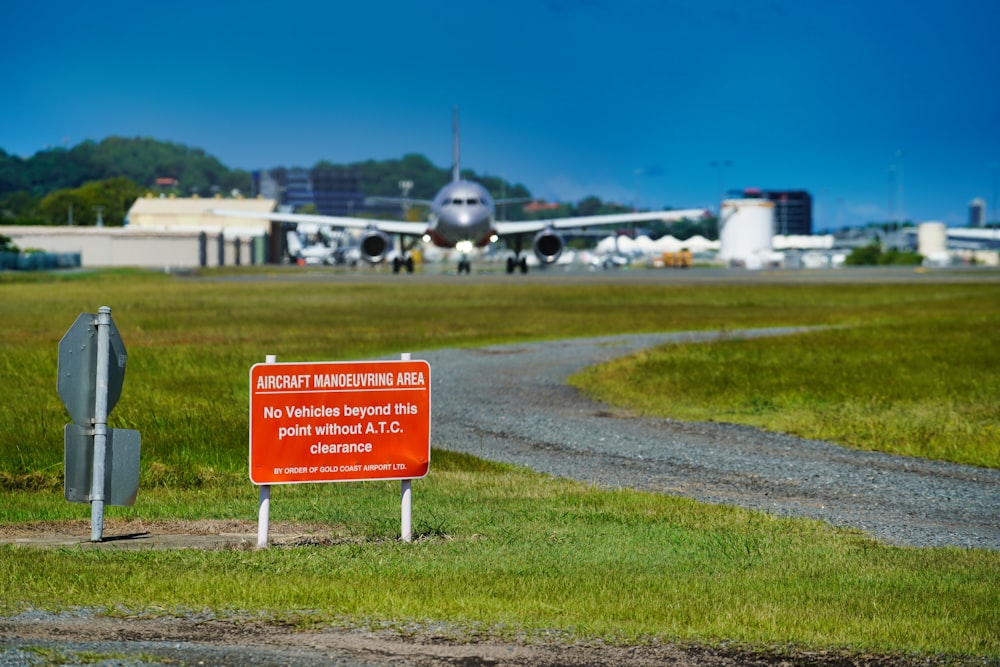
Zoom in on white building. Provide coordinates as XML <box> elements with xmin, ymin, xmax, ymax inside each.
<box><xmin>718</xmin><ymin>198</ymin><xmax>780</xmax><ymax>268</ymax></box>
<box><xmin>127</xmin><ymin>194</ymin><xmax>276</xmax><ymax>236</ymax></box>
<box><xmin>4</xmin><ymin>196</ymin><xmax>277</xmax><ymax>269</ymax></box>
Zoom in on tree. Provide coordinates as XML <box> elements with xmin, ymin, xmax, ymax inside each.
<box><xmin>845</xmin><ymin>244</ymin><xmax>882</xmax><ymax>265</ymax></box>
<box><xmin>878</xmin><ymin>247</ymin><xmax>923</xmax><ymax>266</ymax></box>
<box><xmin>0</xmin><ymin>137</ymin><xmax>251</xmax><ymax>199</ymax></box>
<box><xmin>0</xmin><ymin>149</ymin><xmax>29</xmax><ymax>194</ymax></box>
<box><xmin>576</xmin><ymin>196</ymin><xmax>603</xmax><ymax>217</ymax></box>
<box><xmin>38</xmin><ymin>177</ymin><xmax>146</xmax><ymax>226</ymax></box>
<box><xmin>0</xmin><ymin>191</ymin><xmax>43</xmax><ymax>223</ymax></box>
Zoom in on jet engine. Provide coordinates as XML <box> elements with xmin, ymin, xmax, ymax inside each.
<box><xmin>359</xmin><ymin>229</ymin><xmax>391</xmax><ymax>264</ymax></box>
<box><xmin>532</xmin><ymin>228</ymin><xmax>564</xmax><ymax>265</ymax></box>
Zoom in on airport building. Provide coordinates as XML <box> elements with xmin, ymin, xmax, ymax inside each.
<box><xmin>737</xmin><ymin>188</ymin><xmax>812</xmax><ymax>235</ymax></box>
<box><xmin>724</xmin><ymin>188</ymin><xmax>812</xmax><ymax>235</ymax></box>
<box><xmin>126</xmin><ymin>194</ymin><xmax>276</xmax><ymax>234</ymax></box>
<box><xmin>718</xmin><ymin>198</ymin><xmax>776</xmax><ymax>268</ymax></box>
<box><xmin>254</xmin><ymin>166</ymin><xmax>365</xmax><ymax>216</ymax></box>
<box><xmin>969</xmin><ymin>198</ymin><xmax>986</xmax><ymax>227</ymax></box>
<box><xmin>3</xmin><ymin>196</ymin><xmax>279</xmax><ymax>269</ymax></box>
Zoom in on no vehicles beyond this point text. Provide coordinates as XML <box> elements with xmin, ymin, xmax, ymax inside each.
<box><xmin>249</xmin><ymin>359</ymin><xmax>431</xmax><ymax>485</ymax></box>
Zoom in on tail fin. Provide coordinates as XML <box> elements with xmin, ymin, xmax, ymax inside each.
<box><xmin>452</xmin><ymin>105</ymin><xmax>460</xmax><ymax>183</ymax></box>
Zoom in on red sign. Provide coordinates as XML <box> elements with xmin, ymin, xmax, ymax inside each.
<box><xmin>249</xmin><ymin>359</ymin><xmax>430</xmax><ymax>485</ymax></box>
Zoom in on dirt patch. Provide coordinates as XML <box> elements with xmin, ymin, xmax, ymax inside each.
<box><xmin>1</xmin><ymin>521</ymin><xmax>985</xmax><ymax>665</ymax></box>
<box><xmin>0</xmin><ymin>518</ymin><xmax>349</xmax><ymax>549</ymax></box>
<box><xmin>0</xmin><ymin>518</ymin><xmax>318</xmax><ymax>538</ymax></box>
<box><xmin>0</xmin><ymin>613</ymin><xmax>961</xmax><ymax>667</ymax></box>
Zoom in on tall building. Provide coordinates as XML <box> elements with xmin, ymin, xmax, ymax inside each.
<box><xmin>741</xmin><ymin>188</ymin><xmax>813</xmax><ymax>235</ymax></box>
<box><xmin>969</xmin><ymin>198</ymin><xmax>986</xmax><ymax>227</ymax></box>
<box><xmin>253</xmin><ymin>166</ymin><xmax>364</xmax><ymax>216</ymax></box>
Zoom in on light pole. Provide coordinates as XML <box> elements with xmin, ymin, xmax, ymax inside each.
<box><xmin>895</xmin><ymin>149</ymin><xmax>905</xmax><ymax>224</ymax></box>
<box><xmin>779</xmin><ymin>193</ymin><xmax>788</xmax><ymax>236</ymax></box>
<box><xmin>990</xmin><ymin>162</ymin><xmax>998</xmax><ymax>226</ymax></box>
<box><xmin>632</xmin><ymin>167</ymin><xmax>643</xmax><ymax>212</ymax></box>
<box><xmin>398</xmin><ymin>179</ymin><xmax>413</xmax><ymax>219</ymax></box>
<box><xmin>888</xmin><ymin>165</ymin><xmax>895</xmax><ymax>225</ymax></box>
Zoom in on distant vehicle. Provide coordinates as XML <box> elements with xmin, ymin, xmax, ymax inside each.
<box><xmin>591</xmin><ymin>254</ymin><xmax>631</xmax><ymax>270</ymax></box>
<box><xmin>284</xmin><ymin>223</ymin><xmax>351</xmax><ymax>265</ymax></box>
<box><xmin>212</xmin><ymin>109</ymin><xmax>708</xmax><ymax>274</ymax></box>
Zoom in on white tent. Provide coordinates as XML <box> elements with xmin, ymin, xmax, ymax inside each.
<box><xmin>651</xmin><ymin>235</ymin><xmax>681</xmax><ymax>252</ymax></box>
<box><xmin>682</xmin><ymin>235</ymin><xmax>719</xmax><ymax>252</ymax></box>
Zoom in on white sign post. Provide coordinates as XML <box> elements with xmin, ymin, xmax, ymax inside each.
<box><xmin>250</xmin><ymin>353</ymin><xmax>430</xmax><ymax>548</ymax></box>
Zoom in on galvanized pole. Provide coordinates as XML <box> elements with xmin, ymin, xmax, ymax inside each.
<box><xmin>90</xmin><ymin>306</ymin><xmax>112</xmax><ymax>541</ymax></box>
<box><xmin>400</xmin><ymin>353</ymin><xmax>413</xmax><ymax>542</ymax></box>
<box><xmin>257</xmin><ymin>485</ymin><xmax>270</xmax><ymax>549</ymax></box>
<box><xmin>257</xmin><ymin>354</ymin><xmax>276</xmax><ymax>549</ymax></box>
<box><xmin>401</xmin><ymin>480</ymin><xmax>413</xmax><ymax>542</ymax></box>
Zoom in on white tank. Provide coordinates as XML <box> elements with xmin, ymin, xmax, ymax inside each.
<box><xmin>917</xmin><ymin>222</ymin><xmax>947</xmax><ymax>256</ymax></box>
<box><xmin>719</xmin><ymin>199</ymin><xmax>775</xmax><ymax>266</ymax></box>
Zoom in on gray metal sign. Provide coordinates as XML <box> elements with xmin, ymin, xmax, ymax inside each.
<box><xmin>57</xmin><ymin>313</ymin><xmax>127</xmax><ymax>426</ymax></box>
<box><xmin>64</xmin><ymin>424</ymin><xmax>141</xmax><ymax>507</ymax></box>
<box><xmin>57</xmin><ymin>307</ymin><xmax>139</xmax><ymax>541</ymax></box>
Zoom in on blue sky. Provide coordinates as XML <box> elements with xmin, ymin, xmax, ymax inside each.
<box><xmin>3</xmin><ymin>0</ymin><xmax>998</xmax><ymax>230</ymax></box>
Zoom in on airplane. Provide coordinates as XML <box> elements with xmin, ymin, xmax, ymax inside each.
<box><xmin>210</xmin><ymin>109</ymin><xmax>710</xmax><ymax>274</ymax></box>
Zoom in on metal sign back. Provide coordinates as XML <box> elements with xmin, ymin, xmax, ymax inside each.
<box><xmin>64</xmin><ymin>424</ymin><xmax>141</xmax><ymax>506</ymax></box>
<box><xmin>57</xmin><ymin>313</ymin><xmax>127</xmax><ymax>425</ymax></box>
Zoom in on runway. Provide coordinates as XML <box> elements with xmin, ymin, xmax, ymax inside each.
<box><xmin>198</xmin><ymin>263</ymin><xmax>1000</xmax><ymax>286</ymax></box>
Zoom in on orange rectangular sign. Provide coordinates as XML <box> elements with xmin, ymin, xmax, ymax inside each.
<box><xmin>249</xmin><ymin>359</ymin><xmax>430</xmax><ymax>485</ymax></box>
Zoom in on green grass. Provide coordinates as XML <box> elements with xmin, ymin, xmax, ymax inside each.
<box><xmin>2</xmin><ymin>461</ymin><xmax>998</xmax><ymax>655</ymax></box>
<box><xmin>1</xmin><ymin>268</ymin><xmax>999</xmax><ymax>659</ymax></box>
<box><xmin>571</xmin><ymin>313</ymin><xmax>1000</xmax><ymax>468</ymax></box>
<box><xmin>17</xmin><ymin>646</ymin><xmax>136</xmax><ymax>666</ymax></box>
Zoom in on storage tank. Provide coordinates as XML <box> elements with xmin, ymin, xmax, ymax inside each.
<box><xmin>718</xmin><ymin>199</ymin><xmax>775</xmax><ymax>267</ymax></box>
<box><xmin>917</xmin><ymin>222</ymin><xmax>947</xmax><ymax>256</ymax></box>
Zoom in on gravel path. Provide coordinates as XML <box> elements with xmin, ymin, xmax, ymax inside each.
<box><xmin>416</xmin><ymin>327</ymin><xmax>1000</xmax><ymax>550</ymax></box>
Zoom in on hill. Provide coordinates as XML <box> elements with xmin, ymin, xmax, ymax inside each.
<box><xmin>0</xmin><ymin>137</ymin><xmax>252</xmax><ymax>199</ymax></box>
<box><xmin>0</xmin><ymin>137</ymin><xmax>708</xmax><ymax>232</ymax></box>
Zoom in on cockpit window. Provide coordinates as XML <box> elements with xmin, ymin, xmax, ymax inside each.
<box><xmin>442</xmin><ymin>195</ymin><xmax>487</xmax><ymax>207</ymax></box>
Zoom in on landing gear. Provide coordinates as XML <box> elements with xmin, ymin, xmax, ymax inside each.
<box><xmin>391</xmin><ymin>234</ymin><xmax>417</xmax><ymax>274</ymax></box>
<box><xmin>457</xmin><ymin>258</ymin><xmax>471</xmax><ymax>274</ymax></box>
<box><xmin>392</xmin><ymin>255</ymin><xmax>415</xmax><ymax>274</ymax></box>
<box><xmin>505</xmin><ymin>256</ymin><xmax>528</xmax><ymax>274</ymax></box>
<box><xmin>506</xmin><ymin>236</ymin><xmax>529</xmax><ymax>274</ymax></box>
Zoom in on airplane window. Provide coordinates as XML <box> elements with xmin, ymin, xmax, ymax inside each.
<box><xmin>467</xmin><ymin>198</ymin><xmax>479</xmax><ymax>205</ymax></box>
<box><xmin>452</xmin><ymin>198</ymin><xmax>464</xmax><ymax>205</ymax></box>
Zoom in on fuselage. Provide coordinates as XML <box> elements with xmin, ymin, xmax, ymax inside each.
<box><xmin>425</xmin><ymin>180</ymin><xmax>496</xmax><ymax>250</ymax></box>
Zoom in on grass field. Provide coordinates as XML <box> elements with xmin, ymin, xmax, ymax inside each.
<box><xmin>570</xmin><ymin>290</ymin><xmax>1000</xmax><ymax>468</ymax></box>
<box><xmin>1</xmin><ymin>267</ymin><xmax>998</xmax><ymax>659</ymax></box>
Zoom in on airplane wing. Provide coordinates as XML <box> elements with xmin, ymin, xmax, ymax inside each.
<box><xmin>208</xmin><ymin>209</ymin><xmax>427</xmax><ymax>236</ymax></box>
<box><xmin>363</xmin><ymin>196</ymin><xmax>434</xmax><ymax>208</ymax></box>
<box><xmin>494</xmin><ymin>208</ymin><xmax>710</xmax><ymax>236</ymax></box>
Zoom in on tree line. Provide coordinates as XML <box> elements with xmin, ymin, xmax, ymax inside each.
<box><xmin>0</xmin><ymin>137</ymin><xmax>717</xmax><ymax>237</ymax></box>
<box><xmin>0</xmin><ymin>138</ymin><xmax>253</xmax><ymax>226</ymax></box>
